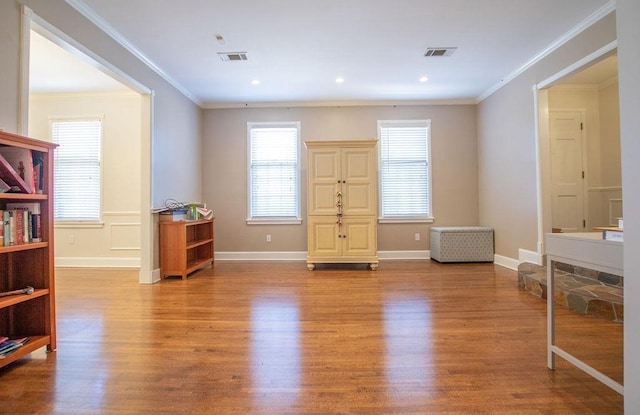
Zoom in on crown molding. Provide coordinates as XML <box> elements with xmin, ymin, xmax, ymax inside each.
<box><xmin>203</xmin><ymin>98</ymin><xmax>476</xmax><ymax>110</ymax></box>
<box><xmin>477</xmin><ymin>0</ymin><xmax>616</xmax><ymax>103</ymax></box>
<box><xmin>65</xmin><ymin>0</ymin><xmax>202</xmax><ymax>107</ymax></box>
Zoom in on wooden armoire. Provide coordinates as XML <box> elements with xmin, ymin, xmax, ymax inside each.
<box><xmin>305</xmin><ymin>140</ymin><xmax>378</xmax><ymax>270</ymax></box>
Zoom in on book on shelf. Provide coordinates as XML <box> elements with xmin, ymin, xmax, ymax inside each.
<box><xmin>2</xmin><ymin>211</ymin><xmax>8</xmax><ymax>246</ymax></box>
<box><xmin>0</xmin><ymin>203</ymin><xmax>42</xmax><ymax>246</ymax></box>
<box><xmin>31</xmin><ymin>151</ymin><xmax>45</xmax><ymax>194</ymax></box>
<box><xmin>15</xmin><ymin>209</ymin><xmax>23</xmax><ymax>245</ymax></box>
<box><xmin>0</xmin><ymin>146</ymin><xmax>35</xmax><ymax>194</ymax></box>
<box><xmin>0</xmin><ymin>337</ymin><xmax>30</xmax><ymax>359</ymax></box>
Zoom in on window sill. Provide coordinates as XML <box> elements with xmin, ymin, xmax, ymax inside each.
<box><xmin>378</xmin><ymin>216</ymin><xmax>435</xmax><ymax>224</ymax></box>
<box><xmin>55</xmin><ymin>221</ymin><xmax>105</xmax><ymax>229</ymax></box>
<box><xmin>246</xmin><ymin>218</ymin><xmax>302</xmax><ymax>225</ymax></box>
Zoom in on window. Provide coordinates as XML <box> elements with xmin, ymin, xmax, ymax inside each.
<box><xmin>247</xmin><ymin>122</ymin><xmax>300</xmax><ymax>223</ymax></box>
<box><xmin>378</xmin><ymin>120</ymin><xmax>432</xmax><ymax>222</ymax></box>
<box><xmin>51</xmin><ymin>118</ymin><xmax>102</xmax><ymax>222</ymax></box>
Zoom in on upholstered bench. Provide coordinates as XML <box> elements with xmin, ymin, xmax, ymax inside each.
<box><xmin>430</xmin><ymin>226</ymin><xmax>494</xmax><ymax>263</ymax></box>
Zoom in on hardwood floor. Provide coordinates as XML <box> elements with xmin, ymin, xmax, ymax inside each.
<box><xmin>0</xmin><ymin>261</ymin><xmax>623</xmax><ymax>414</ymax></box>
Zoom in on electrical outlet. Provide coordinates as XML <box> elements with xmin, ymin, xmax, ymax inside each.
<box><xmin>266</xmin><ymin>234</ymin><xmax>271</xmax><ymax>243</ymax></box>
<box><xmin>68</xmin><ymin>234</ymin><xmax>75</xmax><ymax>244</ymax></box>
<box><xmin>414</xmin><ymin>233</ymin><xmax>420</xmax><ymax>241</ymax></box>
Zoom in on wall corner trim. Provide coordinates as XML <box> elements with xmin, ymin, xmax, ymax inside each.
<box><xmin>519</xmin><ymin>248</ymin><xmax>543</xmax><ymax>266</ymax></box>
<box><xmin>493</xmin><ymin>254</ymin><xmax>519</xmax><ymax>271</ymax></box>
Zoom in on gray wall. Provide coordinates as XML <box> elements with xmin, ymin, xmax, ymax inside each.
<box><xmin>203</xmin><ymin>105</ymin><xmax>478</xmax><ymax>253</ymax></box>
<box><xmin>616</xmin><ymin>0</ymin><xmax>640</xmax><ymax>408</ymax></box>
<box><xmin>0</xmin><ymin>1</ymin><xmax>22</xmax><ymax>131</ymax></box>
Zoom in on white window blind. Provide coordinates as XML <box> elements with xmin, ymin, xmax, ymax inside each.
<box><xmin>248</xmin><ymin>122</ymin><xmax>300</xmax><ymax>221</ymax></box>
<box><xmin>51</xmin><ymin>119</ymin><xmax>102</xmax><ymax>221</ymax></box>
<box><xmin>378</xmin><ymin>120</ymin><xmax>432</xmax><ymax>219</ymax></box>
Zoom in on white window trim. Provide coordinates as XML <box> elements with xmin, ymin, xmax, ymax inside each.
<box><xmin>54</xmin><ymin>221</ymin><xmax>105</xmax><ymax>229</ymax></box>
<box><xmin>50</xmin><ymin>115</ymin><xmax>104</xmax><ymax>225</ymax></box>
<box><xmin>378</xmin><ymin>217</ymin><xmax>435</xmax><ymax>224</ymax></box>
<box><xmin>377</xmin><ymin>119</ymin><xmax>434</xmax><ymax>224</ymax></box>
<box><xmin>246</xmin><ymin>121</ymin><xmax>302</xmax><ymax>225</ymax></box>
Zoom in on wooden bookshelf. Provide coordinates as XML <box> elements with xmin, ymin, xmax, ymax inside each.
<box><xmin>0</xmin><ymin>130</ymin><xmax>57</xmax><ymax>368</ymax></box>
<box><xmin>159</xmin><ymin>219</ymin><xmax>214</xmax><ymax>280</ymax></box>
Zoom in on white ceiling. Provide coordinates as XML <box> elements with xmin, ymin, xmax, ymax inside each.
<box><xmin>31</xmin><ymin>0</ymin><xmax>615</xmax><ymax>107</ymax></box>
<box><xmin>30</xmin><ymin>30</ymin><xmax>129</xmax><ymax>93</ymax></box>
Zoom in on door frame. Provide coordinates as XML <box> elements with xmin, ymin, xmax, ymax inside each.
<box><xmin>533</xmin><ymin>41</ymin><xmax>617</xmax><ymax>263</ymax></box>
<box><xmin>20</xmin><ymin>6</ymin><xmax>155</xmax><ymax>284</ymax></box>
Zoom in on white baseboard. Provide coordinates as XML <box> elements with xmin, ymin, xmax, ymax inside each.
<box><xmin>151</xmin><ymin>268</ymin><xmax>162</xmax><ymax>284</ymax></box>
<box><xmin>55</xmin><ymin>257</ymin><xmax>140</xmax><ymax>268</ymax></box>
<box><xmin>493</xmin><ymin>254</ymin><xmax>519</xmax><ymax>271</ymax></box>
<box><xmin>378</xmin><ymin>250</ymin><xmax>430</xmax><ymax>260</ymax></box>
<box><xmin>519</xmin><ymin>248</ymin><xmax>543</xmax><ymax>266</ymax></box>
<box><xmin>215</xmin><ymin>251</ymin><xmax>307</xmax><ymax>261</ymax></box>
<box><xmin>215</xmin><ymin>250</ymin><xmax>431</xmax><ymax>261</ymax></box>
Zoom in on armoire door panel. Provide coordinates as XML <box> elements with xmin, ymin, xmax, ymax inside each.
<box><xmin>308</xmin><ymin>150</ymin><xmax>341</xmax><ymax>216</ymax></box>
<box><xmin>341</xmin><ymin>148</ymin><xmax>376</xmax><ymax>215</ymax></box>
<box><xmin>343</xmin><ymin>219</ymin><xmax>376</xmax><ymax>256</ymax></box>
<box><xmin>308</xmin><ymin>218</ymin><xmax>340</xmax><ymax>256</ymax></box>
<box><xmin>342</xmin><ymin>149</ymin><xmax>374</xmax><ymax>182</ymax></box>
<box><xmin>310</xmin><ymin>183</ymin><xmax>339</xmax><ymax>215</ymax></box>
<box><xmin>343</xmin><ymin>183</ymin><xmax>374</xmax><ymax>215</ymax></box>
<box><xmin>310</xmin><ymin>151</ymin><xmax>340</xmax><ymax>181</ymax></box>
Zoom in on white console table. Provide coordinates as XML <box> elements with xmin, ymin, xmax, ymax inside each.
<box><xmin>546</xmin><ymin>232</ymin><xmax>623</xmax><ymax>394</ymax></box>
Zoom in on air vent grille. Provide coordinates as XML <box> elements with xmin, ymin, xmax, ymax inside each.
<box><xmin>424</xmin><ymin>47</ymin><xmax>457</xmax><ymax>57</ymax></box>
<box><xmin>218</xmin><ymin>52</ymin><xmax>248</xmax><ymax>61</ymax></box>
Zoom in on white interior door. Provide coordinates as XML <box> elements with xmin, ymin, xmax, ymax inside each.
<box><xmin>550</xmin><ymin>111</ymin><xmax>585</xmax><ymax>232</ymax></box>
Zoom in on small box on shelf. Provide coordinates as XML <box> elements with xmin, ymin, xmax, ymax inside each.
<box><xmin>159</xmin><ymin>209</ymin><xmax>188</xmax><ymax>222</ymax></box>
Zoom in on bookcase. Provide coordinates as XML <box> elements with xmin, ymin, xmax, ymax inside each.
<box><xmin>159</xmin><ymin>219</ymin><xmax>214</xmax><ymax>280</ymax></box>
<box><xmin>0</xmin><ymin>130</ymin><xmax>57</xmax><ymax>368</ymax></box>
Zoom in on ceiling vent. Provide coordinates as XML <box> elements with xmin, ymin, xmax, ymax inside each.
<box><xmin>424</xmin><ymin>47</ymin><xmax>457</xmax><ymax>57</ymax></box>
<box><xmin>218</xmin><ymin>52</ymin><xmax>248</xmax><ymax>62</ymax></box>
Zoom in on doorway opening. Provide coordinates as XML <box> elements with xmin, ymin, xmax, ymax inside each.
<box><xmin>535</xmin><ymin>46</ymin><xmax>621</xmax><ymax>258</ymax></box>
<box><xmin>21</xmin><ymin>9</ymin><xmax>154</xmax><ymax>283</ymax></box>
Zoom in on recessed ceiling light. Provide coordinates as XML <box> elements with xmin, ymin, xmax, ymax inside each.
<box><xmin>336</xmin><ymin>77</ymin><xmax>345</xmax><ymax>84</ymax></box>
<box><xmin>419</xmin><ymin>76</ymin><xmax>429</xmax><ymax>83</ymax></box>
<box><xmin>251</xmin><ymin>79</ymin><xmax>260</xmax><ymax>85</ymax></box>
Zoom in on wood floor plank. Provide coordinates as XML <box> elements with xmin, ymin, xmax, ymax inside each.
<box><xmin>0</xmin><ymin>261</ymin><xmax>623</xmax><ymax>414</ymax></box>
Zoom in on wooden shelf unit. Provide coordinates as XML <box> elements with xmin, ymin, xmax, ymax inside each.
<box><xmin>160</xmin><ymin>219</ymin><xmax>214</xmax><ymax>280</ymax></box>
<box><xmin>0</xmin><ymin>130</ymin><xmax>57</xmax><ymax>369</ymax></box>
